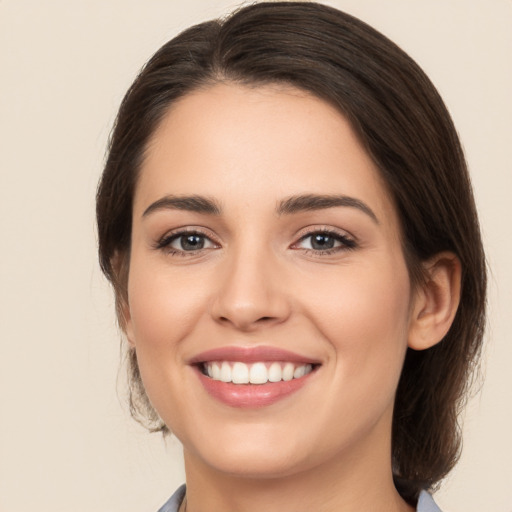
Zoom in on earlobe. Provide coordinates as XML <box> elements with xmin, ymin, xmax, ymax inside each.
<box><xmin>408</xmin><ymin>252</ymin><xmax>462</xmax><ymax>351</ymax></box>
<box><xmin>122</xmin><ymin>301</ymin><xmax>137</xmax><ymax>348</ymax></box>
<box><xmin>110</xmin><ymin>251</ymin><xmax>136</xmax><ymax>347</ymax></box>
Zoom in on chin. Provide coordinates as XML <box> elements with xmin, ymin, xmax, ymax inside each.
<box><xmin>180</xmin><ymin>422</ymin><xmax>318</xmax><ymax>479</ymax></box>
<box><xmin>201</xmin><ymin>448</ymin><xmax>313</xmax><ymax>480</ymax></box>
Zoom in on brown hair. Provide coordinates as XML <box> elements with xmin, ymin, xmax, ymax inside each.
<box><xmin>96</xmin><ymin>1</ymin><xmax>486</xmax><ymax>503</ymax></box>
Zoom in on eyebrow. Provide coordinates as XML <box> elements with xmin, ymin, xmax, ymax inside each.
<box><xmin>142</xmin><ymin>195</ymin><xmax>221</xmax><ymax>217</ymax></box>
<box><xmin>277</xmin><ymin>194</ymin><xmax>379</xmax><ymax>223</ymax></box>
<box><xmin>142</xmin><ymin>193</ymin><xmax>378</xmax><ymax>224</ymax></box>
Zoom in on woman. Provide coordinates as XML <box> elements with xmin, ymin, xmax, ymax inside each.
<box><xmin>96</xmin><ymin>2</ymin><xmax>486</xmax><ymax>511</ymax></box>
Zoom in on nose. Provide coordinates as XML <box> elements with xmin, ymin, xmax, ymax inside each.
<box><xmin>210</xmin><ymin>248</ymin><xmax>292</xmax><ymax>332</ymax></box>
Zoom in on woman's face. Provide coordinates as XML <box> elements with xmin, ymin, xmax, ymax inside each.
<box><xmin>125</xmin><ymin>83</ymin><xmax>417</xmax><ymax>479</ymax></box>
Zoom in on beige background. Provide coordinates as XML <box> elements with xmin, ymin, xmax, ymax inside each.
<box><xmin>0</xmin><ymin>1</ymin><xmax>510</xmax><ymax>511</ymax></box>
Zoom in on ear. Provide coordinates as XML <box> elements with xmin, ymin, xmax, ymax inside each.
<box><xmin>408</xmin><ymin>252</ymin><xmax>462</xmax><ymax>351</ymax></box>
<box><xmin>121</xmin><ymin>299</ymin><xmax>136</xmax><ymax>348</ymax></box>
<box><xmin>111</xmin><ymin>250</ymin><xmax>136</xmax><ymax>348</ymax></box>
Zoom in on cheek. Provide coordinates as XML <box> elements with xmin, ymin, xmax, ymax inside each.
<box><xmin>304</xmin><ymin>258</ymin><xmax>412</xmax><ymax>381</ymax></box>
<box><xmin>124</xmin><ymin>259</ymin><xmax>209</xmax><ymax>423</ymax></box>
<box><xmin>126</xmin><ymin>257</ymin><xmax>209</xmax><ymax>352</ymax></box>
<box><xmin>299</xmin><ymin>260</ymin><xmax>413</xmax><ymax>447</ymax></box>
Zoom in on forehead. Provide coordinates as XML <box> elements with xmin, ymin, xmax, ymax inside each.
<box><xmin>135</xmin><ymin>83</ymin><xmax>397</xmax><ymax>228</ymax></box>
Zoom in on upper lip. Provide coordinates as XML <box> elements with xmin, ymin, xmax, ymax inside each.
<box><xmin>188</xmin><ymin>345</ymin><xmax>321</xmax><ymax>365</ymax></box>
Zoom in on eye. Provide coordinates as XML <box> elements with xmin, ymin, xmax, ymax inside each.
<box><xmin>293</xmin><ymin>230</ymin><xmax>356</xmax><ymax>253</ymax></box>
<box><xmin>156</xmin><ymin>230</ymin><xmax>218</xmax><ymax>255</ymax></box>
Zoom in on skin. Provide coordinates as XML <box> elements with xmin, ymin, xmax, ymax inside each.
<box><xmin>123</xmin><ymin>83</ymin><xmax>460</xmax><ymax>512</ymax></box>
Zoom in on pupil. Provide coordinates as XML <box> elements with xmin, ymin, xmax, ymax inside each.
<box><xmin>181</xmin><ymin>234</ymin><xmax>204</xmax><ymax>250</ymax></box>
<box><xmin>311</xmin><ymin>234</ymin><xmax>334</xmax><ymax>250</ymax></box>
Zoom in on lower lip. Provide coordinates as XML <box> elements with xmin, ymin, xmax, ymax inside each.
<box><xmin>194</xmin><ymin>367</ymin><xmax>315</xmax><ymax>408</ymax></box>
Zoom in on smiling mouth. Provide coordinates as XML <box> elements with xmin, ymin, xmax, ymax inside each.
<box><xmin>200</xmin><ymin>361</ymin><xmax>315</xmax><ymax>385</ymax></box>
<box><xmin>190</xmin><ymin>346</ymin><xmax>320</xmax><ymax>407</ymax></box>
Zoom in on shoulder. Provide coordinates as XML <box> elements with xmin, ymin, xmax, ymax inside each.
<box><xmin>157</xmin><ymin>484</ymin><xmax>186</xmax><ymax>512</ymax></box>
<box><xmin>417</xmin><ymin>490</ymin><xmax>443</xmax><ymax>512</ymax></box>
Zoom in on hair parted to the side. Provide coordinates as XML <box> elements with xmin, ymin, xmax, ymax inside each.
<box><xmin>96</xmin><ymin>1</ymin><xmax>486</xmax><ymax>503</ymax></box>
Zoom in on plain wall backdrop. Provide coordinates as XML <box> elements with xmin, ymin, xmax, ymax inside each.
<box><xmin>0</xmin><ymin>1</ymin><xmax>510</xmax><ymax>511</ymax></box>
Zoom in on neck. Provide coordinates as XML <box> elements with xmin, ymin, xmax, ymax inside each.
<box><xmin>182</xmin><ymin>436</ymin><xmax>414</xmax><ymax>512</ymax></box>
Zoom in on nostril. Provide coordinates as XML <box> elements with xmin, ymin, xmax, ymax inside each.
<box><xmin>218</xmin><ymin>315</ymin><xmax>275</xmax><ymax>322</ymax></box>
<box><xmin>217</xmin><ymin>314</ymin><xmax>279</xmax><ymax>330</ymax></box>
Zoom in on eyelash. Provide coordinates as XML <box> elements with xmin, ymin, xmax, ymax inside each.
<box><xmin>154</xmin><ymin>228</ymin><xmax>219</xmax><ymax>256</ymax></box>
<box><xmin>154</xmin><ymin>228</ymin><xmax>357</xmax><ymax>257</ymax></box>
<box><xmin>292</xmin><ymin>228</ymin><xmax>357</xmax><ymax>256</ymax></box>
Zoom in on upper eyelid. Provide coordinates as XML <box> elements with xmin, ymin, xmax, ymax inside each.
<box><xmin>154</xmin><ymin>225</ymin><xmax>356</xmax><ymax>248</ymax></box>
<box><xmin>294</xmin><ymin>225</ymin><xmax>356</xmax><ymax>241</ymax></box>
<box><xmin>291</xmin><ymin>227</ymin><xmax>358</xmax><ymax>252</ymax></box>
<box><xmin>155</xmin><ymin>227</ymin><xmax>221</xmax><ymax>250</ymax></box>
<box><xmin>159</xmin><ymin>226</ymin><xmax>218</xmax><ymax>240</ymax></box>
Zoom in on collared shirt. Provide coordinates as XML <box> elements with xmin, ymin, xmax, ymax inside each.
<box><xmin>158</xmin><ymin>484</ymin><xmax>442</xmax><ymax>512</ymax></box>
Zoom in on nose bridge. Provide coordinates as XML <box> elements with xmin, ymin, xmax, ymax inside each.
<box><xmin>211</xmin><ymin>237</ymin><xmax>290</xmax><ymax>330</ymax></box>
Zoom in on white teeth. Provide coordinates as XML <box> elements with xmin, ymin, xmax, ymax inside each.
<box><xmin>293</xmin><ymin>365</ymin><xmax>305</xmax><ymax>379</ymax></box>
<box><xmin>232</xmin><ymin>362</ymin><xmax>249</xmax><ymax>384</ymax></box>
<box><xmin>282</xmin><ymin>363</ymin><xmax>295</xmax><ymax>381</ymax></box>
<box><xmin>268</xmin><ymin>362</ymin><xmax>282</xmax><ymax>382</ymax></box>
<box><xmin>203</xmin><ymin>361</ymin><xmax>314</xmax><ymax>384</ymax></box>
<box><xmin>212</xmin><ymin>362</ymin><xmax>221</xmax><ymax>380</ymax></box>
<box><xmin>220</xmin><ymin>362</ymin><xmax>231</xmax><ymax>382</ymax></box>
<box><xmin>249</xmin><ymin>362</ymin><xmax>268</xmax><ymax>384</ymax></box>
